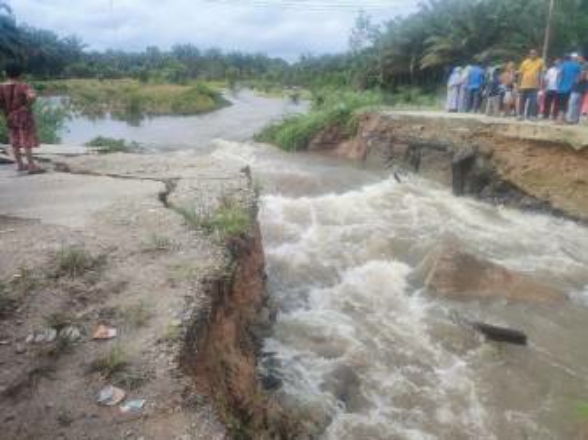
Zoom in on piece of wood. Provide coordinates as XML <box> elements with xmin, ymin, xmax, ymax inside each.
<box><xmin>472</xmin><ymin>321</ymin><xmax>528</xmax><ymax>346</ymax></box>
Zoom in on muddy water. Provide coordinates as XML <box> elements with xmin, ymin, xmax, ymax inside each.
<box><xmin>58</xmin><ymin>89</ymin><xmax>308</xmax><ymax>149</ymax></box>
<box><xmin>63</xmin><ymin>94</ymin><xmax>588</xmax><ymax>439</ymax></box>
<box><xmin>209</xmin><ymin>140</ymin><xmax>588</xmax><ymax>439</ymax></box>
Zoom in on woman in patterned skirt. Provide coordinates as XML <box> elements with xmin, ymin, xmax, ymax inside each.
<box><xmin>0</xmin><ymin>61</ymin><xmax>43</xmax><ymax>173</ymax></box>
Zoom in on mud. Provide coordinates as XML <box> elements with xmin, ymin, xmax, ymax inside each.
<box><xmin>327</xmin><ymin>112</ymin><xmax>588</xmax><ymax>223</ymax></box>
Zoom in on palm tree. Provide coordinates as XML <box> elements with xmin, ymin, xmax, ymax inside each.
<box><xmin>0</xmin><ymin>1</ymin><xmax>22</xmax><ymax>60</ymax></box>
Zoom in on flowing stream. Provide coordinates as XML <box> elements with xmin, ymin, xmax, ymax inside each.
<box><xmin>58</xmin><ymin>93</ymin><xmax>588</xmax><ymax>439</ymax></box>
<box><xmin>211</xmin><ymin>140</ymin><xmax>588</xmax><ymax>440</ymax></box>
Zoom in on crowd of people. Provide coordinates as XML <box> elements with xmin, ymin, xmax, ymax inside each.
<box><xmin>446</xmin><ymin>49</ymin><xmax>588</xmax><ymax>125</ymax></box>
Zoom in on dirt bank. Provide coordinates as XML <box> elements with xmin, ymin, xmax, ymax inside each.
<box><xmin>323</xmin><ymin>111</ymin><xmax>588</xmax><ymax>223</ymax></box>
<box><xmin>0</xmin><ymin>150</ymin><xmax>283</xmax><ymax>439</ymax></box>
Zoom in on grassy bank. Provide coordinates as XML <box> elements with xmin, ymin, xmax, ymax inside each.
<box><xmin>34</xmin><ymin>79</ymin><xmax>230</xmax><ymax>119</ymax></box>
<box><xmin>254</xmin><ymin>90</ymin><xmax>387</xmax><ymax>151</ymax></box>
<box><xmin>255</xmin><ymin>87</ymin><xmax>441</xmax><ymax>151</ymax></box>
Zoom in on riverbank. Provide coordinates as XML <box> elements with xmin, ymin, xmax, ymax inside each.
<box><xmin>36</xmin><ymin>79</ymin><xmax>230</xmax><ymax>119</ymax></box>
<box><xmin>0</xmin><ymin>147</ymin><xmax>287</xmax><ymax>439</ymax></box>
<box><xmin>303</xmin><ymin>110</ymin><xmax>588</xmax><ymax>223</ymax></box>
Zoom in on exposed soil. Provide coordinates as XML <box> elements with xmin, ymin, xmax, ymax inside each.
<box><xmin>0</xmin><ymin>151</ymin><xmax>275</xmax><ymax>440</ymax></box>
<box><xmin>324</xmin><ymin>111</ymin><xmax>588</xmax><ymax>223</ymax></box>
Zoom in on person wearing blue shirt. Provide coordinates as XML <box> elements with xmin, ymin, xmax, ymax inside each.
<box><xmin>557</xmin><ymin>54</ymin><xmax>582</xmax><ymax>121</ymax></box>
<box><xmin>467</xmin><ymin>64</ymin><xmax>485</xmax><ymax>113</ymax></box>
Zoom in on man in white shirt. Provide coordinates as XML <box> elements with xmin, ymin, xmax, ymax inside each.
<box><xmin>543</xmin><ymin>58</ymin><xmax>561</xmax><ymax>119</ymax></box>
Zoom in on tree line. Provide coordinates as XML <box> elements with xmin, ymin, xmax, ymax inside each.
<box><xmin>1</xmin><ymin>0</ymin><xmax>588</xmax><ymax>90</ymax></box>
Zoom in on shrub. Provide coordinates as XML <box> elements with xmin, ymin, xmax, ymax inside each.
<box><xmin>174</xmin><ymin>197</ymin><xmax>252</xmax><ymax>239</ymax></box>
<box><xmin>88</xmin><ymin>346</ymin><xmax>129</xmax><ymax>378</ymax></box>
<box><xmin>255</xmin><ymin>89</ymin><xmax>388</xmax><ymax>151</ymax></box>
<box><xmin>0</xmin><ymin>100</ymin><xmax>68</xmax><ymax>145</ymax></box>
<box><xmin>84</xmin><ymin>136</ymin><xmax>139</xmax><ymax>154</ymax></box>
<box><xmin>52</xmin><ymin>245</ymin><xmax>104</xmax><ymax>278</ymax></box>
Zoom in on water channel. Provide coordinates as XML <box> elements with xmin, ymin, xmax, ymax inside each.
<box><xmin>59</xmin><ymin>90</ymin><xmax>588</xmax><ymax>439</ymax></box>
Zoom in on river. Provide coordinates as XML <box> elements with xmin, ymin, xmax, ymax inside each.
<box><xmin>58</xmin><ymin>89</ymin><xmax>308</xmax><ymax>150</ymax></box>
<box><xmin>59</xmin><ymin>92</ymin><xmax>588</xmax><ymax>439</ymax></box>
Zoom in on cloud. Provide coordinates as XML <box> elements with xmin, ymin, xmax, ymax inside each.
<box><xmin>10</xmin><ymin>0</ymin><xmax>417</xmax><ymax>60</ymax></box>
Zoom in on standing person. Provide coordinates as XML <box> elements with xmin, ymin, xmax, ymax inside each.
<box><xmin>567</xmin><ymin>68</ymin><xmax>588</xmax><ymax>124</ymax></box>
<box><xmin>446</xmin><ymin>67</ymin><xmax>462</xmax><ymax>112</ymax></box>
<box><xmin>467</xmin><ymin>63</ymin><xmax>485</xmax><ymax>113</ymax></box>
<box><xmin>485</xmin><ymin>67</ymin><xmax>502</xmax><ymax>117</ymax></box>
<box><xmin>458</xmin><ymin>65</ymin><xmax>470</xmax><ymax>113</ymax></box>
<box><xmin>557</xmin><ymin>54</ymin><xmax>582</xmax><ymax>122</ymax></box>
<box><xmin>0</xmin><ymin>61</ymin><xmax>43</xmax><ymax>173</ymax></box>
<box><xmin>543</xmin><ymin>58</ymin><xmax>561</xmax><ymax>119</ymax></box>
<box><xmin>517</xmin><ymin>49</ymin><xmax>545</xmax><ymax>120</ymax></box>
<box><xmin>500</xmin><ymin>61</ymin><xmax>517</xmax><ymax>116</ymax></box>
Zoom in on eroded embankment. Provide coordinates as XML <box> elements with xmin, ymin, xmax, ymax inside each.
<box><xmin>180</xmin><ymin>221</ymin><xmax>295</xmax><ymax>439</ymax></box>
<box><xmin>320</xmin><ymin>112</ymin><xmax>588</xmax><ymax>223</ymax></box>
<box><xmin>0</xmin><ymin>150</ymin><xmax>292</xmax><ymax>439</ymax></box>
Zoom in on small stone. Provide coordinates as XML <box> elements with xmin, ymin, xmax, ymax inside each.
<box><xmin>15</xmin><ymin>343</ymin><xmax>26</xmax><ymax>354</ymax></box>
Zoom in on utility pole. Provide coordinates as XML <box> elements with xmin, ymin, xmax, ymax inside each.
<box><xmin>542</xmin><ymin>0</ymin><xmax>555</xmax><ymax>61</ymax></box>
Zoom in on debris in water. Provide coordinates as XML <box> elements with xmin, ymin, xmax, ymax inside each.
<box><xmin>93</xmin><ymin>325</ymin><xmax>117</xmax><ymax>340</ymax></box>
<box><xmin>26</xmin><ymin>328</ymin><xmax>58</xmax><ymax>344</ymax></box>
<box><xmin>97</xmin><ymin>385</ymin><xmax>126</xmax><ymax>406</ymax></box>
<box><xmin>472</xmin><ymin>322</ymin><xmax>528</xmax><ymax>346</ymax></box>
<box><xmin>451</xmin><ymin>313</ymin><xmax>528</xmax><ymax>346</ymax></box>
<box><xmin>120</xmin><ymin>399</ymin><xmax>146</xmax><ymax>414</ymax></box>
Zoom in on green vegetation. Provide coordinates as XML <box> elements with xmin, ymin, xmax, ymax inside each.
<box><xmin>0</xmin><ymin>100</ymin><xmax>68</xmax><ymax>145</ymax></box>
<box><xmin>142</xmin><ymin>233</ymin><xmax>173</xmax><ymax>252</ymax></box>
<box><xmin>174</xmin><ymin>197</ymin><xmax>253</xmax><ymax>239</ymax></box>
<box><xmin>577</xmin><ymin>402</ymin><xmax>588</xmax><ymax>418</ymax></box>
<box><xmin>36</xmin><ymin>79</ymin><xmax>229</xmax><ymax>120</ymax></box>
<box><xmin>52</xmin><ymin>245</ymin><xmax>104</xmax><ymax>278</ymax></box>
<box><xmin>88</xmin><ymin>346</ymin><xmax>129</xmax><ymax>378</ymax></box>
<box><xmin>84</xmin><ymin>136</ymin><xmax>139</xmax><ymax>154</ymax></box>
<box><xmin>256</xmin><ymin>90</ymin><xmax>388</xmax><ymax>151</ymax></box>
<box><xmin>0</xmin><ymin>281</ymin><xmax>17</xmax><ymax>317</ymax></box>
<box><xmin>2</xmin><ymin>0</ymin><xmax>588</xmax><ymax>93</ymax></box>
<box><xmin>44</xmin><ymin>311</ymin><xmax>77</xmax><ymax>331</ymax></box>
<box><xmin>121</xmin><ymin>301</ymin><xmax>153</xmax><ymax>329</ymax></box>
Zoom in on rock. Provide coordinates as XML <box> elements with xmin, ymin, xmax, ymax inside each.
<box><xmin>416</xmin><ymin>241</ymin><xmax>565</xmax><ymax>303</ymax></box>
<box><xmin>26</xmin><ymin>328</ymin><xmax>58</xmax><ymax>344</ymax></box>
<box><xmin>15</xmin><ymin>343</ymin><xmax>26</xmax><ymax>354</ymax></box>
<box><xmin>59</xmin><ymin>326</ymin><xmax>82</xmax><ymax>343</ymax></box>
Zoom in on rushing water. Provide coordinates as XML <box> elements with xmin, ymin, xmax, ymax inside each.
<box><xmin>210</xmin><ymin>139</ymin><xmax>588</xmax><ymax>439</ymax></box>
<box><xmin>58</xmin><ymin>94</ymin><xmax>588</xmax><ymax>439</ymax></box>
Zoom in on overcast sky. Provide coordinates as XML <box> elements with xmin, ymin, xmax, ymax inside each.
<box><xmin>10</xmin><ymin>0</ymin><xmax>418</xmax><ymax>60</ymax></box>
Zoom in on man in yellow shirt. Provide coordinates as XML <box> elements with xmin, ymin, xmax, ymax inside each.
<box><xmin>518</xmin><ymin>49</ymin><xmax>545</xmax><ymax>120</ymax></box>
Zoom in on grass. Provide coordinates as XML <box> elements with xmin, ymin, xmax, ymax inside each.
<box><xmin>35</xmin><ymin>79</ymin><xmax>230</xmax><ymax>120</ymax></box>
<box><xmin>0</xmin><ymin>281</ymin><xmax>18</xmax><ymax>318</ymax></box>
<box><xmin>577</xmin><ymin>402</ymin><xmax>588</xmax><ymax>418</ymax></box>
<box><xmin>255</xmin><ymin>89</ymin><xmax>388</xmax><ymax>151</ymax></box>
<box><xmin>84</xmin><ymin>136</ymin><xmax>140</xmax><ymax>154</ymax></box>
<box><xmin>88</xmin><ymin>346</ymin><xmax>129</xmax><ymax>378</ymax></box>
<box><xmin>162</xmin><ymin>322</ymin><xmax>182</xmax><ymax>343</ymax></box>
<box><xmin>173</xmin><ymin>197</ymin><xmax>252</xmax><ymax>239</ymax></box>
<box><xmin>0</xmin><ymin>99</ymin><xmax>68</xmax><ymax>145</ymax></box>
<box><xmin>121</xmin><ymin>301</ymin><xmax>153</xmax><ymax>329</ymax></box>
<box><xmin>142</xmin><ymin>233</ymin><xmax>173</xmax><ymax>252</ymax></box>
<box><xmin>44</xmin><ymin>311</ymin><xmax>77</xmax><ymax>331</ymax></box>
<box><xmin>52</xmin><ymin>245</ymin><xmax>104</xmax><ymax>278</ymax></box>
<box><xmin>112</xmin><ymin>369</ymin><xmax>150</xmax><ymax>390</ymax></box>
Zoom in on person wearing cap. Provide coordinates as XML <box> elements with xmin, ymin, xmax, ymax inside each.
<box><xmin>517</xmin><ymin>49</ymin><xmax>545</xmax><ymax>120</ymax></box>
<box><xmin>557</xmin><ymin>53</ymin><xmax>582</xmax><ymax>122</ymax></box>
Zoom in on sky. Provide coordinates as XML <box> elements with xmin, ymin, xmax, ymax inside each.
<box><xmin>10</xmin><ymin>0</ymin><xmax>418</xmax><ymax>60</ymax></box>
